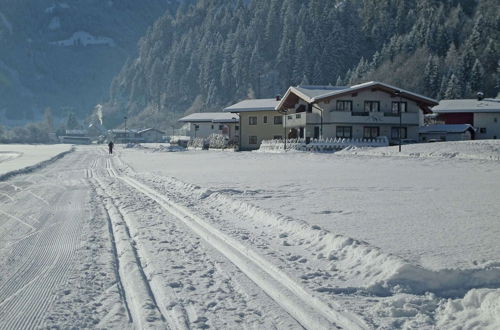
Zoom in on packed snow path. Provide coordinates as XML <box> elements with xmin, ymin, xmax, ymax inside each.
<box><xmin>0</xmin><ymin>146</ymin><xmax>366</xmax><ymax>329</ymax></box>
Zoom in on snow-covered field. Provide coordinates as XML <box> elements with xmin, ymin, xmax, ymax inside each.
<box><xmin>0</xmin><ymin>144</ymin><xmax>72</xmax><ymax>177</ymax></box>
<box><xmin>0</xmin><ymin>141</ymin><xmax>499</xmax><ymax>329</ymax></box>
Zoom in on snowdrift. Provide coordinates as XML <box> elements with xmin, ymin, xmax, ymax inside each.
<box><xmin>147</xmin><ymin>175</ymin><xmax>500</xmax><ymax>299</ymax></box>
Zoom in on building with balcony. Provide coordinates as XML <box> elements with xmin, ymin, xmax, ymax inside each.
<box><xmin>276</xmin><ymin>81</ymin><xmax>438</xmax><ymax>144</ymax></box>
<box><xmin>178</xmin><ymin>112</ymin><xmax>239</xmax><ymax>140</ymax></box>
<box><xmin>432</xmin><ymin>95</ymin><xmax>500</xmax><ymax>140</ymax></box>
<box><xmin>223</xmin><ymin>98</ymin><xmax>282</xmax><ymax>150</ymax></box>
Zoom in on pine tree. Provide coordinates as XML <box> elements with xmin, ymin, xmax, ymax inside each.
<box><xmin>444</xmin><ymin>74</ymin><xmax>462</xmax><ymax>99</ymax></box>
<box><xmin>470</xmin><ymin>59</ymin><xmax>485</xmax><ymax>93</ymax></box>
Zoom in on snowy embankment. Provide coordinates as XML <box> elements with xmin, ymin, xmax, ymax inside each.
<box><xmin>337</xmin><ymin>140</ymin><xmax>500</xmax><ymax>161</ymax></box>
<box><xmin>0</xmin><ymin>144</ymin><xmax>73</xmax><ymax>180</ymax></box>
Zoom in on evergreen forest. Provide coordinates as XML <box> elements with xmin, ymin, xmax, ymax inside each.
<box><xmin>105</xmin><ymin>0</ymin><xmax>500</xmax><ymax>127</ymax></box>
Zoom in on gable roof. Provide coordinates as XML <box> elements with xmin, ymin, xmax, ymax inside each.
<box><xmin>223</xmin><ymin>98</ymin><xmax>280</xmax><ymax>113</ymax></box>
<box><xmin>419</xmin><ymin>124</ymin><xmax>476</xmax><ymax>134</ymax></box>
<box><xmin>277</xmin><ymin>81</ymin><xmax>438</xmax><ymax>111</ymax></box>
<box><xmin>138</xmin><ymin>128</ymin><xmax>165</xmax><ymax>135</ymax></box>
<box><xmin>432</xmin><ymin>98</ymin><xmax>500</xmax><ymax>113</ymax></box>
<box><xmin>178</xmin><ymin>112</ymin><xmax>239</xmax><ymax>123</ymax></box>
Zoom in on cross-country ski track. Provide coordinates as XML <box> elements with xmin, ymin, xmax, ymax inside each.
<box><xmin>0</xmin><ymin>146</ymin><xmax>368</xmax><ymax>329</ymax></box>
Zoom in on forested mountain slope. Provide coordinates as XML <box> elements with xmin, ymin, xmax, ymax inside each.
<box><xmin>0</xmin><ymin>0</ymin><xmax>184</xmax><ymax>123</ymax></box>
<box><xmin>107</xmin><ymin>0</ymin><xmax>499</xmax><ymax>128</ymax></box>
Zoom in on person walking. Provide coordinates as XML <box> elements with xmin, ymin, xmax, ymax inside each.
<box><xmin>108</xmin><ymin>141</ymin><xmax>114</xmax><ymax>154</ymax></box>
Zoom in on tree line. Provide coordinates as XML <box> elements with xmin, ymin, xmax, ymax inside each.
<box><xmin>102</xmin><ymin>0</ymin><xmax>498</xmax><ymax>127</ymax></box>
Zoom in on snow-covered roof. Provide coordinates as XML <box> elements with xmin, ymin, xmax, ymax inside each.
<box><xmin>419</xmin><ymin>124</ymin><xmax>476</xmax><ymax>134</ymax></box>
<box><xmin>223</xmin><ymin>99</ymin><xmax>280</xmax><ymax>113</ymax></box>
<box><xmin>138</xmin><ymin>128</ymin><xmax>165</xmax><ymax>135</ymax></box>
<box><xmin>277</xmin><ymin>81</ymin><xmax>438</xmax><ymax>110</ymax></box>
<box><xmin>178</xmin><ymin>112</ymin><xmax>239</xmax><ymax>123</ymax></box>
<box><xmin>109</xmin><ymin>129</ymin><xmax>137</xmax><ymax>134</ymax></box>
<box><xmin>65</xmin><ymin>129</ymin><xmax>87</xmax><ymax>135</ymax></box>
<box><xmin>293</xmin><ymin>86</ymin><xmax>349</xmax><ymax>99</ymax></box>
<box><xmin>432</xmin><ymin>99</ymin><xmax>500</xmax><ymax>113</ymax></box>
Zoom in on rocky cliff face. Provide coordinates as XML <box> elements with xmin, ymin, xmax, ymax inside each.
<box><xmin>0</xmin><ymin>0</ymin><xmax>184</xmax><ymax>123</ymax></box>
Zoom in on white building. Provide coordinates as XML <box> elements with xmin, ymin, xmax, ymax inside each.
<box><xmin>137</xmin><ymin>128</ymin><xmax>165</xmax><ymax>143</ymax></box>
<box><xmin>275</xmin><ymin>81</ymin><xmax>438</xmax><ymax>144</ymax></box>
<box><xmin>419</xmin><ymin>124</ymin><xmax>476</xmax><ymax>142</ymax></box>
<box><xmin>432</xmin><ymin>97</ymin><xmax>500</xmax><ymax>140</ymax></box>
<box><xmin>178</xmin><ymin>112</ymin><xmax>239</xmax><ymax>140</ymax></box>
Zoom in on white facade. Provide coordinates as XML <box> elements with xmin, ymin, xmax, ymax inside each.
<box><xmin>178</xmin><ymin>113</ymin><xmax>239</xmax><ymax>141</ymax></box>
<box><xmin>474</xmin><ymin>113</ymin><xmax>500</xmax><ymax>140</ymax></box>
<box><xmin>277</xmin><ymin>82</ymin><xmax>437</xmax><ymax>144</ymax></box>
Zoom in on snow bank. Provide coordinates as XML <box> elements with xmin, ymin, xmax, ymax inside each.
<box><xmin>0</xmin><ymin>144</ymin><xmax>73</xmax><ymax>180</ymax></box>
<box><xmin>437</xmin><ymin>289</ymin><xmax>500</xmax><ymax>329</ymax></box>
<box><xmin>140</xmin><ymin>174</ymin><xmax>500</xmax><ymax>298</ymax></box>
<box><xmin>337</xmin><ymin>140</ymin><xmax>500</xmax><ymax>161</ymax></box>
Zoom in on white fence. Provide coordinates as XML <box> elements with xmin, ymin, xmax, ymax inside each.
<box><xmin>259</xmin><ymin>137</ymin><xmax>389</xmax><ymax>153</ymax></box>
<box><xmin>188</xmin><ymin>134</ymin><xmax>237</xmax><ymax>150</ymax></box>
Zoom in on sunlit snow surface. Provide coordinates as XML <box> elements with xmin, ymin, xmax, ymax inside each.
<box><xmin>0</xmin><ymin>141</ymin><xmax>498</xmax><ymax>329</ymax></box>
<box><xmin>124</xmin><ymin>141</ymin><xmax>500</xmax><ymax>270</ymax></box>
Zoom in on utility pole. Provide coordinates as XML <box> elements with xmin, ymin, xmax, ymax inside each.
<box><xmin>124</xmin><ymin>116</ymin><xmax>128</xmax><ymax>144</ymax></box>
<box><xmin>394</xmin><ymin>90</ymin><xmax>402</xmax><ymax>152</ymax></box>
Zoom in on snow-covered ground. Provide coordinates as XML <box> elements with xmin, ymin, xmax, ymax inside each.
<box><xmin>0</xmin><ymin>144</ymin><xmax>72</xmax><ymax>177</ymax></box>
<box><xmin>0</xmin><ymin>142</ymin><xmax>499</xmax><ymax>329</ymax></box>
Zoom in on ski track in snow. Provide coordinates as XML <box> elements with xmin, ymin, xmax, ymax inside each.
<box><xmin>0</xmin><ymin>144</ymin><xmax>499</xmax><ymax>329</ymax></box>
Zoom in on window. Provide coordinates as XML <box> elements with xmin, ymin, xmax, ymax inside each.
<box><xmin>287</xmin><ymin>115</ymin><xmax>293</xmax><ymax>120</ymax></box>
<box><xmin>391</xmin><ymin>127</ymin><xmax>407</xmax><ymax>139</ymax></box>
<box><xmin>219</xmin><ymin>125</ymin><xmax>224</xmax><ymax>130</ymax></box>
<box><xmin>494</xmin><ymin>118</ymin><xmax>497</xmax><ymax>123</ymax></box>
<box><xmin>263</xmin><ymin>116</ymin><xmax>268</xmax><ymax>124</ymax></box>
<box><xmin>364</xmin><ymin>101</ymin><xmax>380</xmax><ymax>112</ymax></box>
<box><xmin>274</xmin><ymin>116</ymin><xmax>283</xmax><ymax>125</ymax></box>
<box><xmin>480</xmin><ymin>127</ymin><xmax>487</xmax><ymax>134</ymax></box>
<box><xmin>296</xmin><ymin>114</ymin><xmax>301</xmax><ymax>119</ymax></box>
<box><xmin>273</xmin><ymin>135</ymin><xmax>282</xmax><ymax>140</ymax></box>
<box><xmin>336</xmin><ymin>126</ymin><xmax>352</xmax><ymax>138</ymax></box>
<box><xmin>211</xmin><ymin>125</ymin><xmax>214</xmax><ymax>130</ymax></box>
<box><xmin>235</xmin><ymin>126</ymin><xmax>239</xmax><ymax>131</ymax></box>
<box><xmin>392</xmin><ymin>101</ymin><xmax>407</xmax><ymax>113</ymax></box>
<box><xmin>249</xmin><ymin>116</ymin><xmax>257</xmax><ymax>125</ymax></box>
<box><xmin>363</xmin><ymin>126</ymin><xmax>380</xmax><ymax>138</ymax></box>
<box><xmin>249</xmin><ymin>136</ymin><xmax>258</xmax><ymax>144</ymax></box>
<box><xmin>194</xmin><ymin>124</ymin><xmax>199</xmax><ymax>130</ymax></box>
<box><xmin>336</xmin><ymin>100</ymin><xmax>352</xmax><ymax>111</ymax></box>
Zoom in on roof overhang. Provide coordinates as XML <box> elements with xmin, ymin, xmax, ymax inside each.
<box><xmin>276</xmin><ymin>81</ymin><xmax>438</xmax><ymax>113</ymax></box>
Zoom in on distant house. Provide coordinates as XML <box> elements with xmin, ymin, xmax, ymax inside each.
<box><xmin>419</xmin><ymin>124</ymin><xmax>476</xmax><ymax>142</ymax></box>
<box><xmin>59</xmin><ymin>129</ymin><xmax>91</xmax><ymax>144</ymax></box>
<box><xmin>223</xmin><ymin>98</ymin><xmax>282</xmax><ymax>150</ymax></box>
<box><xmin>275</xmin><ymin>81</ymin><xmax>438</xmax><ymax>144</ymax></box>
<box><xmin>108</xmin><ymin>129</ymin><xmax>143</xmax><ymax>143</ymax></box>
<box><xmin>178</xmin><ymin>112</ymin><xmax>239</xmax><ymax>140</ymax></box>
<box><xmin>432</xmin><ymin>95</ymin><xmax>500</xmax><ymax>140</ymax></box>
<box><xmin>138</xmin><ymin>128</ymin><xmax>165</xmax><ymax>143</ymax></box>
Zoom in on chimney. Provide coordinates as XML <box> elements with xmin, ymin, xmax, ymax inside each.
<box><xmin>477</xmin><ymin>92</ymin><xmax>484</xmax><ymax>101</ymax></box>
<box><xmin>276</xmin><ymin>95</ymin><xmax>281</xmax><ymax>101</ymax></box>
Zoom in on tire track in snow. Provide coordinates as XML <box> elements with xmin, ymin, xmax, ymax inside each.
<box><xmin>108</xmin><ymin>162</ymin><xmax>367</xmax><ymax>329</ymax></box>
